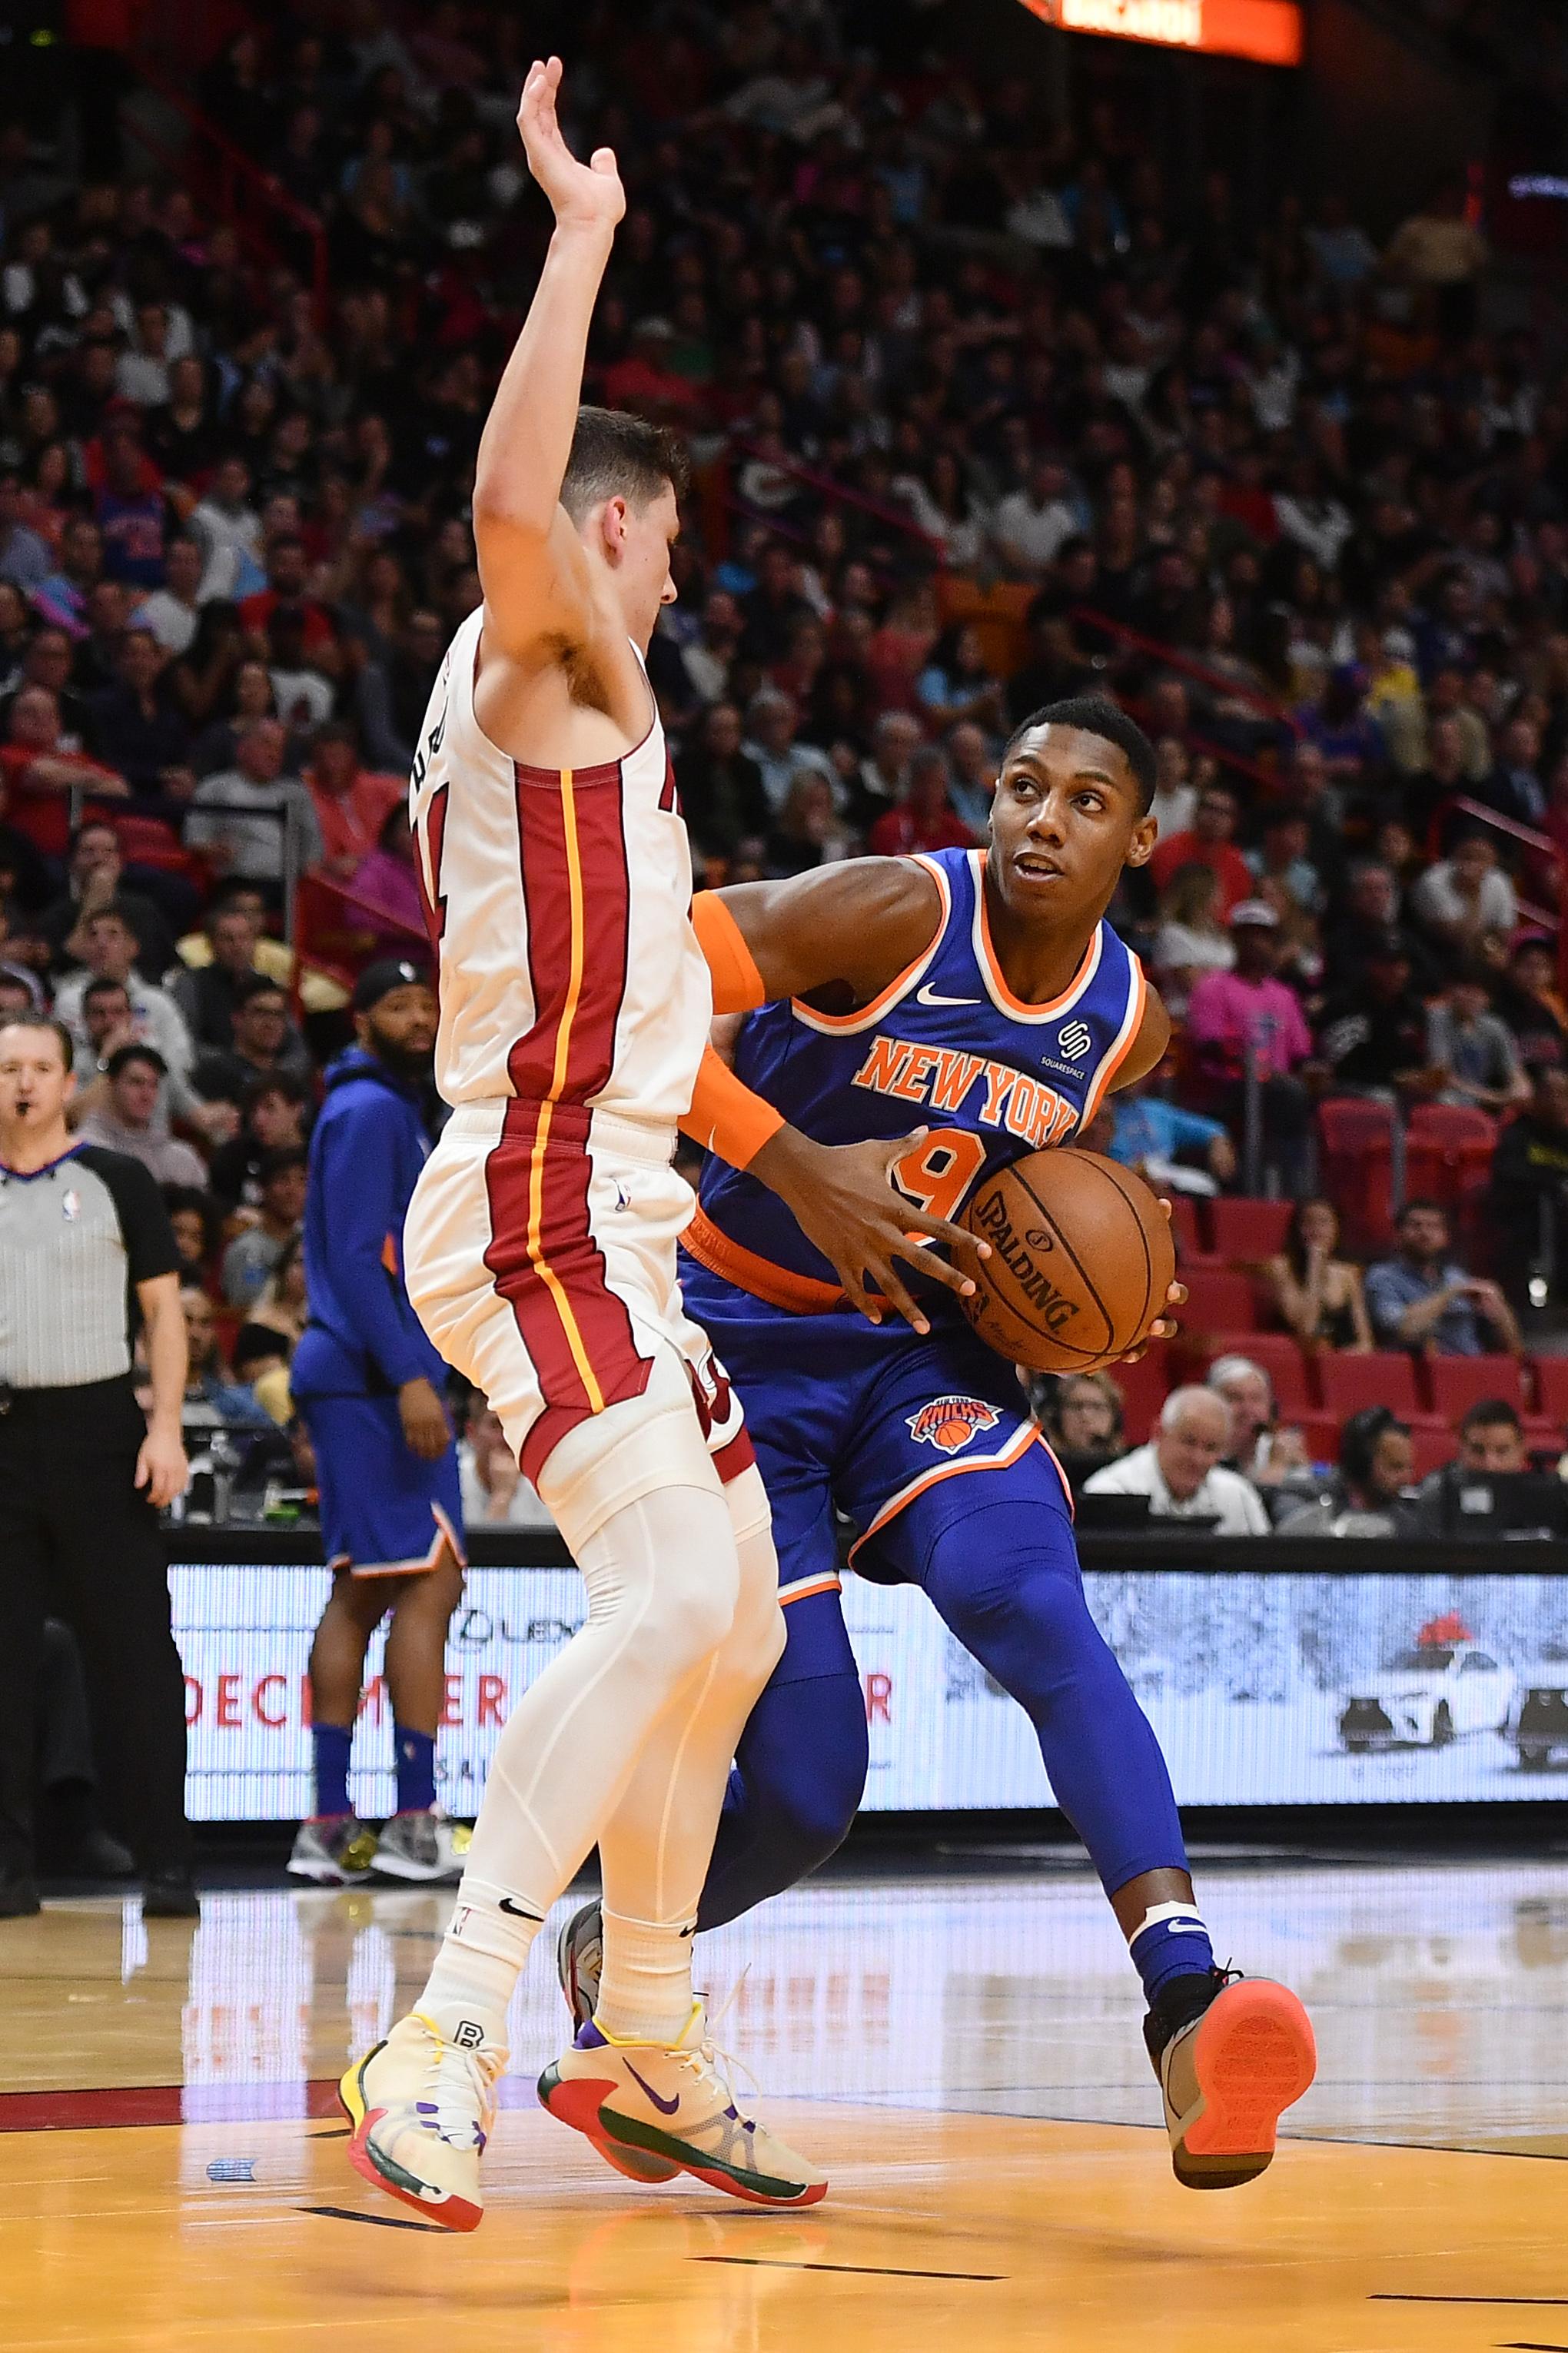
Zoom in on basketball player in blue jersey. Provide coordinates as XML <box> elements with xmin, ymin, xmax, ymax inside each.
<box><xmin>563</xmin><ymin>696</ymin><xmax>1317</xmax><ymax>2188</ymax></box>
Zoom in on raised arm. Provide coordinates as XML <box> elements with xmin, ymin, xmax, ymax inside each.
<box><xmin>471</xmin><ymin>58</ymin><xmax>623</xmax><ymax>665</ymax></box>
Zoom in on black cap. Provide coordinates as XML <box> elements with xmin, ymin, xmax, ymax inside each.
<box><xmin>352</xmin><ymin>956</ymin><xmax>430</xmax><ymax>1012</ymax></box>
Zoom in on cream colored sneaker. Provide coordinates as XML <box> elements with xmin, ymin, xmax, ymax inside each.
<box><xmin>1154</xmin><ymin>1973</ymin><xmax>1317</xmax><ymax>2190</ymax></box>
<box><xmin>340</xmin><ymin>2010</ymin><xmax>506</xmax><ymax>2232</ymax></box>
<box><xmin>538</xmin><ymin>2006</ymin><xmax>828</xmax><ymax>2207</ymax></box>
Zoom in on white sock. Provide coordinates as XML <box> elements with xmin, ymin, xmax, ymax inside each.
<box><xmin>417</xmin><ymin>1877</ymin><xmax>544</xmax><ymax>2050</ymax></box>
<box><xmin>593</xmin><ymin>1906</ymin><xmax>697</xmax><ymax>2045</ymax></box>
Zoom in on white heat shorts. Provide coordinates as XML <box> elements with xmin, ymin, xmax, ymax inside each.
<box><xmin>403</xmin><ymin>1098</ymin><xmax>754</xmax><ymax>1549</ymax></box>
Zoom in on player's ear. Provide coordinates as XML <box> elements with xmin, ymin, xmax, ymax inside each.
<box><xmin>599</xmin><ymin>494</ymin><xmax>629</xmax><ymax>557</ymax></box>
<box><xmin>1125</xmin><ymin>813</ymin><xmax>1158</xmax><ymax>868</ymax></box>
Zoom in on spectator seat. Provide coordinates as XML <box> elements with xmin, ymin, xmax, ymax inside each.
<box><xmin>1404</xmin><ymin>1104</ymin><xmax>1498</xmax><ymax>1228</ymax></box>
<box><xmin>1198</xmin><ymin>1331</ymin><xmax>1312</xmax><ymax>1421</ymax></box>
<box><xmin>1299</xmin><ymin>1414</ymin><xmax>1342</xmax><ymax>1469</ymax></box>
<box><xmin>1528</xmin><ymin>1357</ymin><xmax>1568</xmax><ymax>1428</ymax></box>
<box><xmin>1425</xmin><ymin>1354</ymin><xmax>1529</xmax><ymax>1423</ymax></box>
<box><xmin>1176</xmin><ymin>1267</ymin><xmax>1258</xmax><ymax>1333</ymax></box>
<box><xmin>1317</xmin><ymin>1351</ymin><xmax>1423</xmax><ymax>1421</ymax></box>
<box><xmin>1316</xmin><ymin>1098</ymin><xmax>1396</xmax><ymax>1255</ymax></box>
<box><xmin>111</xmin><ymin>812</ymin><xmax>197</xmax><ymax>874</ymax></box>
<box><xmin>1209</xmin><ymin>1197</ymin><xmax>1293</xmax><ymax>1262</ymax></box>
<box><xmin>1108</xmin><ymin>1344</ymin><xmax>1170</xmax><ymax>1448</ymax></box>
<box><xmin>1165</xmin><ymin>1193</ymin><xmax>1211</xmax><ymax>1267</ymax></box>
<box><xmin>1407</xmin><ymin>1425</ymin><xmax>1457</xmax><ymax>1481</ymax></box>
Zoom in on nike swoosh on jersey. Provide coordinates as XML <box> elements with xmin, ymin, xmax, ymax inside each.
<box><xmin>624</xmin><ymin>2062</ymin><xmax>681</xmax><ymax>2115</ymax></box>
<box><xmin>915</xmin><ymin>982</ymin><xmax>979</xmax><ymax>1008</ymax></box>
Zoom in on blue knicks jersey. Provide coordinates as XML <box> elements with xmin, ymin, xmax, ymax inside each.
<box><xmin>692</xmin><ymin>847</ymin><xmax>1147</xmax><ymax>1308</ymax></box>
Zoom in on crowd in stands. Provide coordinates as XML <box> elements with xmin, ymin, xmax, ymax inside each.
<box><xmin>2</xmin><ymin>0</ymin><xmax>1568</xmax><ymax>1512</ymax></box>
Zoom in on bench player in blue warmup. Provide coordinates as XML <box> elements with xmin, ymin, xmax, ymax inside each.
<box><xmin>563</xmin><ymin>696</ymin><xmax>1317</xmax><ymax>2188</ymax></box>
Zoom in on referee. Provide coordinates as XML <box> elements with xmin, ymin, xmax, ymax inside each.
<box><xmin>0</xmin><ymin>1014</ymin><xmax>195</xmax><ymax>1919</ymax></box>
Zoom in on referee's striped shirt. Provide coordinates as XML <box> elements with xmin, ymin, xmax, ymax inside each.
<box><xmin>0</xmin><ymin>1145</ymin><xmax>180</xmax><ymax>1389</ymax></box>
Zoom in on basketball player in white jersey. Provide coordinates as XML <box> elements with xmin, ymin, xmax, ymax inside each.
<box><xmin>340</xmin><ymin>58</ymin><xmax>984</xmax><ymax>2230</ymax></box>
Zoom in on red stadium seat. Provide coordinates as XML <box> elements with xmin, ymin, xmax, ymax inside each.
<box><xmin>1316</xmin><ymin>1098</ymin><xmax>1396</xmax><ymax>1255</ymax></box>
<box><xmin>1317</xmin><ymin>1351</ymin><xmax>1423</xmax><ymax>1421</ymax></box>
<box><xmin>1197</xmin><ymin>1331</ymin><xmax>1313</xmax><ymax>1420</ymax></box>
<box><xmin>1299</xmin><ymin>1414</ymin><xmax>1342</xmax><ymax>1468</ymax></box>
<box><xmin>1404</xmin><ymin>1104</ymin><xmax>1498</xmax><ymax>1229</ymax></box>
<box><xmin>1209</xmin><ymin>1197</ymin><xmax>1293</xmax><ymax>1262</ymax></box>
<box><xmin>1165</xmin><ymin>1193</ymin><xmax>1211</xmax><ymax>1267</ymax></box>
<box><xmin>1529</xmin><ymin>1358</ymin><xmax>1568</xmax><ymax>1427</ymax></box>
<box><xmin>1108</xmin><ymin>1344</ymin><xmax>1171</xmax><ymax>1447</ymax></box>
<box><xmin>1177</xmin><ymin>1267</ymin><xmax>1258</xmax><ymax>1333</ymax></box>
<box><xmin>111</xmin><ymin>812</ymin><xmax>197</xmax><ymax>874</ymax></box>
<box><xmin>1407</xmin><ymin>1424</ymin><xmax>1457</xmax><ymax>1481</ymax></box>
<box><xmin>1425</xmin><ymin>1354</ymin><xmax>1529</xmax><ymax>1422</ymax></box>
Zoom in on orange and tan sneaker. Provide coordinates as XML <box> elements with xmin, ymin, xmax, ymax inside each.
<box><xmin>1147</xmin><ymin>1969</ymin><xmax>1317</xmax><ymax>2189</ymax></box>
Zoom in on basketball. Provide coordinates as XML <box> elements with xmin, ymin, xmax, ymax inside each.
<box><xmin>958</xmin><ymin>1148</ymin><xmax>1174</xmax><ymax>1374</ymax></box>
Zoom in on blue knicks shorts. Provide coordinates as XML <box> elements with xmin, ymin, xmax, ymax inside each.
<box><xmin>679</xmin><ymin>1252</ymin><xmax>1074</xmax><ymax>1678</ymax></box>
<box><xmin>297</xmin><ymin>1394</ymin><xmax>465</xmax><ymax>1580</ymax></box>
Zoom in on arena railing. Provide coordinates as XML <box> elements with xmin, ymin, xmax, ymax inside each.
<box><xmin>125</xmin><ymin>65</ymin><xmax>330</xmax><ymax>324</ymax></box>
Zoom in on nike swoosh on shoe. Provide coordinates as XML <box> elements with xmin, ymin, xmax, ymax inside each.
<box><xmin>624</xmin><ymin>2062</ymin><xmax>681</xmax><ymax>2116</ymax></box>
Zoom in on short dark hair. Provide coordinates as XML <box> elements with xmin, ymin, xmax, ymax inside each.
<box><xmin>1340</xmin><ymin>1405</ymin><xmax>1409</xmax><ymax>1487</ymax></box>
<box><xmin>0</xmin><ymin>1012</ymin><xmax>73</xmax><ymax>1070</ymax></box>
<box><xmin>236</xmin><ymin>972</ymin><xmax>287</xmax><ymax>1009</ymax></box>
<box><xmin>560</xmin><ymin>404</ymin><xmax>689</xmax><ymax>523</ymax></box>
<box><xmin>1400</xmin><ymin>1196</ymin><xmax>1448</xmax><ymax>1224</ymax></box>
<box><xmin>242</xmin><ymin>1071</ymin><xmax>309</xmax><ymax>1115</ymax></box>
<box><xmin>1460</xmin><ymin>1398</ymin><xmax>1522</xmax><ymax>1437</ymax></box>
<box><xmin>82</xmin><ymin>974</ymin><xmax>131</xmax><ymax>1009</ymax></box>
<box><xmin>1003</xmin><ymin>693</ymin><xmax>1158</xmax><ymax>812</ymax></box>
<box><xmin>106</xmin><ymin>1042</ymin><xmax>165</xmax><ymax>1081</ymax></box>
<box><xmin>257</xmin><ymin>1145</ymin><xmax>306</xmax><ymax>1185</ymax></box>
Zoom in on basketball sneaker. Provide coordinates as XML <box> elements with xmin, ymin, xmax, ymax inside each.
<box><xmin>1145</xmin><ymin>1969</ymin><xmax>1317</xmax><ymax>2190</ymax></box>
<box><xmin>538</xmin><ymin>2009</ymin><xmax>828</xmax><ymax>2206</ymax></box>
<box><xmin>287</xmin><ymin>1814</ymin><xmax>379</xmax><ymax>1886</ymax></box>
<box><xmin>556</xmin><ymin>1896</ymin><xmax>603</xmax><ymax>2029</ymax></box>
<box><xmin>339</xmin><ymin>2010</ymin><xmax>506</xmax><ymax>2232</ymax></box>
<box><xmin>373</xmin><ymin>1806</ymin><xmax>469</xmax><ymax>1885</ymax></box>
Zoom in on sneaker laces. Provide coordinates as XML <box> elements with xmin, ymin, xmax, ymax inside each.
<box><xmin>676</xmin><ymin>1972</ymin><xmax>760</xmax><ymax>2122</ymax></box>
<box><xmin>410</xmin><ymin>2013</ymin><xmax>504</xmax><ymax>2149</ymax></box>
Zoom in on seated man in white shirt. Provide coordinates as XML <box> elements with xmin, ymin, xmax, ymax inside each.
<box><xmin>1085</xmin><ymin>1386</ymin><xmax>1271</xmax><ymax>1537</ymax></box>
<box><xmin>457</xmin><ymin>1402</ymin><xmax>554</xmax><ymax>1530</ymax></box>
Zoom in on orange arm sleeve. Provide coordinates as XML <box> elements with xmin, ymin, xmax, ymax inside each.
<box><xmin>690</xmin><ymin>890</ymin><xmax>768</xmax><ymax>1015</ymax></box>
<box><xmin>681</xmin><ymin>1042</ymin><xmax>785</xmax><ymax>1171</ymax></box>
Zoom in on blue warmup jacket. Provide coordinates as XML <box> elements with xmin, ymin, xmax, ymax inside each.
<box><xmin>291</xmin><ymin>1048</ymin><xmax>447</xmax><ymax>1401</ymax></box>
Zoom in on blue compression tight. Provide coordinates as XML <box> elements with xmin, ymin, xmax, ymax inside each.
<box><xmin>697</xmin><ymin>1497</ymin><xmax>1188</xmax><ymax>1933</ymax></box>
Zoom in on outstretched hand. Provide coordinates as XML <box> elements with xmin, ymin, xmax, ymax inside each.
<box><xmin>751</xmin><ymin>1125</ymin><xmax>991</xmax><ymax>1336</ymax></box>
<box><xmin>517</xmin><ymin>56</ymin><xmax>625</xmax><ymax>234</ymax></box>
<box><xmin>1118</xmin><ymin>1195</ymin><xmax>1184</xmax><ymax>1362</ymax></box>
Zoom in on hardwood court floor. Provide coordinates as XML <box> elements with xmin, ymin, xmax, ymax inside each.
<box><xmin>4</xmin><ymin>1859</ymin><xmax>1568</xmax><ymax>2351</ymax></box>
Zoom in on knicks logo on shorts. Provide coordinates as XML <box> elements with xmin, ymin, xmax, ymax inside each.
<box><xmin>906</xmin><ymin>1396</ymin><xmax>1002</xmax><ymax>1457</ymax></box>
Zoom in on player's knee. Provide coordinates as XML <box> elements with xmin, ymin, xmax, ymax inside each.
<box><xmin>634</xmin><ymin>1544</ymin><xmax>742</xmax><ymax>1678</ymax></box>
<box><xmin>764</xmin><ymin>1751</ymin><xmax>861</xmax><ymax>1868</ymax></box>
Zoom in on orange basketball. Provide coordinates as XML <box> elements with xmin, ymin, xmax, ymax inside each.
<box><xmin>958</xmin><ymin>1147</ymin><xmax>1174</xmax><ymax>1374</ymax></box>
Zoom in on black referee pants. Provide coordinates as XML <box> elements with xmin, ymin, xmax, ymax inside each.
<box><xmin>0</xmin><ymin>1378</ymin><xmax>191</xmax><ymax>1879</ymax></box>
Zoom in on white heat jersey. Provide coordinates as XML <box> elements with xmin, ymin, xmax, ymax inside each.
<box><xmin>407</xmin><ymin>603</ymin><xmax>712</xmax><ymax>1135</ymax></box>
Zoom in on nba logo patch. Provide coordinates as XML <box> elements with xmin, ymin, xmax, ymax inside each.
<box><xmin>61</xmin><ymin>1188</ymin><xmax>80</xmax><ymax>1222</ymax></box>
<box><xmin>906</xmin><ymin>1396</ymin><xmax>1002</xmax><ymax>1457</ymax></box>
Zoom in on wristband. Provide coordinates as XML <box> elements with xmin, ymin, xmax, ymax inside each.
<box><xmin>681</xmin><ymin>1042</ymin><xmax>784</xmax><ymax>1170</ymax></box>
<box><xmin>691</xmin><ymin>891</ymin><xmax>768</xmax><ymax>1015</ymax></box>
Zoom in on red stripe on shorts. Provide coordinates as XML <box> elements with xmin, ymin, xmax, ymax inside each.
<box><xmin>486</xmin><ymin>764</ymin><xmax>650</xmax><ymax>1484</ymax></box>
